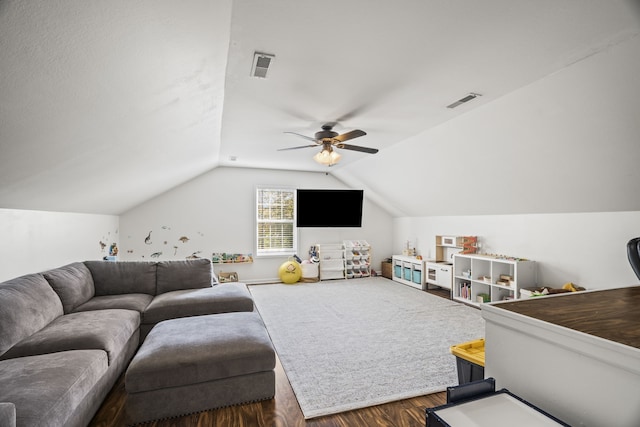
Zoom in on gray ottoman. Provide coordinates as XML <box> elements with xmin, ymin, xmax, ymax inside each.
<box><xmin>125</xmin><ymin>311</ymin><xmax>276</xmax><ymax>424</ymax></box>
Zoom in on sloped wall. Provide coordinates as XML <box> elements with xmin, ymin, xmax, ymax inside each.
<box><xmin>119</xmin><ymin>167</ymin><xmax>394</xmax><ymax>283</ymax></box>
<box><xmin>338</xmin><ymin>33</ymin><xmax>640</xmax><ymax>217</ymax></box>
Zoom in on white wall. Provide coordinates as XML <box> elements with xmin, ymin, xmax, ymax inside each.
<box><xmin>119</xmin><ymin>167</ymin><xmax>394</xmax><ymax>283</ymax></box>
<box><xmin>394</xmin><ymin>211</ymin><xmax>640</xmax><ymax>290</ymax></box>
<box><xmin>338</xmin><ymin>32</ymin><xmax>640</xmax><ymax>217</ymax></box>
<box><xmin>0</xmin><ymin>208</ymin><xmax>119</xmax><ymax>282</ymax></box>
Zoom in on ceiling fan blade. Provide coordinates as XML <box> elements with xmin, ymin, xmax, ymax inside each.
<box><xmin>335</xmin><ymin>143</ymin><xmax>379</xmax><ymax>154</ymax></box>
<box><xmin>284</xmin><ymin>132</ymin><xmax>318</xmax><ymax>142</ymax></box>
<box><xmin>277</xmin><ymin>144</ymin><xmax>318</xmax><ymax>151</ymax></box>
<box><xmin>333</xmin><ymin>129</ymin><xmax>366</xmax><ymax>142</ymax></box>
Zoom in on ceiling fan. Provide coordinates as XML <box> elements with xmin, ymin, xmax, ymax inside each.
<box><xmin>279</xmin><ymin>123</ymin><xmax>378</xmax><ymax>166</ymax></box>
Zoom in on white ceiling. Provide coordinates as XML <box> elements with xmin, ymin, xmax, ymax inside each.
<box><xmin>1</xmin><ymin>0</ymin><xmax>639</xmax><ymax>215</ymax></box>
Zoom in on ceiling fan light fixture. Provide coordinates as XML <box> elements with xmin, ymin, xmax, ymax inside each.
<box><xmin>313</xmin><ymin>147</ymin><xmax>341</xmax><ymax>166</ymax></box>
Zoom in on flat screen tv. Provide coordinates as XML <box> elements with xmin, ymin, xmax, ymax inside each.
<box><xmin>296</xmin><ymin>189</ymin><xmax>363</xmax><ymax>227</ymax></box>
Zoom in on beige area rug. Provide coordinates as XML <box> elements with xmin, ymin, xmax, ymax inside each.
<box><xmin>249</xmin><ymin>278</ymin><xmax>485</xmax><ymax>419</ymax></box>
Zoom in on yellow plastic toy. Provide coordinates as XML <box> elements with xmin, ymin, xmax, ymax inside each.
<box><xmin>278</xmin><ymin>259</ymin><xmax>301</xmax><ymax>284</ymax></box>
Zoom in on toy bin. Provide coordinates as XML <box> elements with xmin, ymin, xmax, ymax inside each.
<box><xmin>404</xmin><ymin>266</ymin><xmax>412</xmax><ymax>281</ymax></box>
<box><xmin>450</xmin><ymin>338</ymin><xmax>485</xmax><ymax>385</ymax></box>
<box><xmin>394</xmin><ymin>264</ymin><xmax>402</xmax><ymax>278</ymax></box>
<box><xmin>412</xmin><ymin>269</ymin><xmax>422</xmax><ymax>284</ymax></box>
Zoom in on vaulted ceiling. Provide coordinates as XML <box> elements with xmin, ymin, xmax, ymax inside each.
<box><xmin>1</xmin><ymin>0</ymin><xmax>639</xmax><ymax>215</ymax></box>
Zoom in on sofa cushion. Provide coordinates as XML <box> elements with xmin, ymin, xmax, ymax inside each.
<box><xmin>126</xmin><ymin>312</ymin><xmax>275</xmax><ymax>393</ymax></box>
<box><xmin>0</xmin><ymin>274</ymin><xmax>63</xmax><ymax>357</ymax></box>
<box><xmin>73</xmin><ymin>293</ymin><xmax>153</xmax><ymax>313</ymax></box>
<box><xmin>142</xmin><ymin>283</ymin><xmax>254</xmax><ymax>325</ymax></box>
<box><xmin>85</xmin><ymin>261</ymin><xmax>157</xmax><ymax>296</ymax></box>
<box><xmin>43</xmin><ymin>262</ymin><xmax>95</xmax><ymax>313</ymax></box>
<box><xmin>0</xmin><ymin>309</ymin><xmax>139</xmax><ymax>365</ymax></box>
<box><xmin>0</xmin><ymin>402</ymin><xmax>15</xmax><ymax>427</ymax></box>
<box><xmin>156</xmin><ymin>259</ymin><xmax>214</xmax><ymax>294</ymax></box>
<box><xmin>0</xmin><ymin>350</ymin><xmax>107</xmax><ymax>427</ymax></box>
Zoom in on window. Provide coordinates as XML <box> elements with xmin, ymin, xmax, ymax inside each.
<box><xmin>256</xmin><ymin>187</ymin><xmax>296</xmax><ymax>256</ymax></box>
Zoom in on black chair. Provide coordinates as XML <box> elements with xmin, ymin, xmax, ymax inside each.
<box><xmin>627</xmin><ymin>237</ymin><xmax>640</xmax><ymax>280</ymax></box>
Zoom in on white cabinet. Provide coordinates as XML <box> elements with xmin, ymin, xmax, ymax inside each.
<box><xmin>344</xmin><ymin>240</ymin><xmax>371</xmax><ymax>279</ymax></box>
<box><xmin>392</xmin><ymin>255</ymin><xmax>427</xmax><ymax>290</ymax></box>
<box><xmin>453</xmin><ymin>254</ymin><xmax>536</xmax><ymax>306</ymax></box>
<box><xmin>426</xmin><ymin>262</ymin><xmax>453</xmax><ymax>290</ymax></box>
<box><xmin>317</xmin><ymin>243</ymin><xmax>345</xmax><ymax>280</ymax></box>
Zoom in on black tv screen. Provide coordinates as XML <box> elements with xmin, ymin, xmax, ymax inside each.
<box><xmin>296</xmin><ymin>189</ymin><xmax>363</xmax><ymax>227</ymax></box>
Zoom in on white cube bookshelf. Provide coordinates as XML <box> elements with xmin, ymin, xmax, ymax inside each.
<box><xmin>453</xmin><ymin>254</ymin><xmax>536</xmax><ymax>306</ymax></box>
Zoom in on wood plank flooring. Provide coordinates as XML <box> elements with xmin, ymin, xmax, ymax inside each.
<box><xmin>89</xmin><ymin>355</ymin><xmax>446</xmax><ymax>427</ymax></box>
<box><xmin>496</xmin><ymin>286</ymin><xmax>640</xmax><ymax>349</ymax></box>
<box><xmin>89</xmin><ymin>285</ymin><xmax>451</xmax><ymax>427</ymax></box>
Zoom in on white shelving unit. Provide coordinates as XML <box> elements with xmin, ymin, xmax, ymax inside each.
<box><xmin>453</xmin><ymin>254</ymin><xmax>536</xmax><ymax>306</ymax></box>
<box><xmin>392</xmin><ymin>255</ymin><xmax>428</xmax><ymax>290</ymax></box>
<box><xmin>344</xmin><ymin>240</ymin><xmax>371</xmax><ymax>279</ymax></box>
<box><xmin>317</xmin><ymin>243</ymin><xmax>345</xmax><ymax>280</ymax></box>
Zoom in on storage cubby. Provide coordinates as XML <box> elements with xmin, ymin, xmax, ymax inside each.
<box><xmin>344</xmin><ymin>240</ymin><xmax>371</xmax><ymax>279</ymax></box>
<box><xmin>453</xmin><ymin>253</ymin><xmax>536</xmax><ymax>306</ymax></box>
<box><xmin>391</xmin><ymin>255</ymin><xmax>426</xmax><ymax>290</ymax></box>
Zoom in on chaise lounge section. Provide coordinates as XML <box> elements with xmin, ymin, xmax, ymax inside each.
<box><xmin>0</xmin><ymin>259</ymin><xmax>270</xmax><ymax>427</ymax></box>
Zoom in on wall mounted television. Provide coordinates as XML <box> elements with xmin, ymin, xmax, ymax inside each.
<box><xmin>296</xmin><ymin>189</ymin><xmax>363</xmax><ymax>227</ymax></box>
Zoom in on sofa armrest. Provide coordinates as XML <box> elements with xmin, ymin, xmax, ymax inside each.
<box><xmin>0</xmin><ymin>402</ymin><xmax>16</xmax><ymax>427</ymax></box>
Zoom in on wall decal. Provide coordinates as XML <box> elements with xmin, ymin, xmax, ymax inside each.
<box><xmin>109</xmin><ymin>243</ymin><xmax>118</xmax><ymax>256</ymax></box>
<box><xmin>173</xmin><ymin>246</ymin><xmax>178</xmax><ymax>255</ymax></box>
<box><xmin>150</xmin><ymin>252</ymin><xmax>162</xmax><ymax>258</ymax></box>
<box><xmin>144</xmin><ymin>231</ymin><xmax>152</xmax><ymax>245</ymax></box>
<box><xmin>99</xmin><ymin>241</ymin><xmax>106</xmax><ymax>252</ymax></box>
<box><xmin>186</xmin><ymin>251</ymin><xmax>201</xmax><ymax>259</ymax></box>
<box><xmin>179</xmin><ymin>236</ymin><xmax>190</xmax><ymax>243</ymax></box>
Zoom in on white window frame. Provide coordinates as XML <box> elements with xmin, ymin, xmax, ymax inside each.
<box><xmin>255</xmin><ymin>186</ymin><xmax>297</xmax><ymax>257</ymax></box>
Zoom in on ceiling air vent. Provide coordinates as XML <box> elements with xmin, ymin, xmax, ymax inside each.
<box><xmin>447</xmin><ymin>92</ymin><xmax>482</xmax><ymax>109</ymax></box>
<box><xmin>251</xmin><ymin>52</ymin><xmax>275</xmax><ymax>78</ymax></box>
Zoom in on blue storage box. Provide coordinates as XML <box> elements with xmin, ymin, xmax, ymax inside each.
<box><xmin>412</xmin><ymin>270</ymin><xmax>421</xmax><ymax>284</ymax></box>
<box><xmin>394</xmin><ymin>265</ymin><xmax>402</xmax><ymax>278</ymax></box>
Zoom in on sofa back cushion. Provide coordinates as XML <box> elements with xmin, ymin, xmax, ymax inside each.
<box><xmin>156</xmin><ymin>259</ymin><xmax>214</xmax><ymax>294</ymax></box>
<box><xmin>43</xmin><ymin>262</ymin><xmax>95</xmax><ymax>313</ymax></box>
<box><xmin>0</xmin><ymin>274</ymin><xmax>63</xmax><ymax>357</ymax></box>
<box><xmin>84</xmin><ymin>261</ymin><xmax>157</xmax><ymax>296</ymax></box>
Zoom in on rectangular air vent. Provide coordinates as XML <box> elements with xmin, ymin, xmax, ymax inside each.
<box><xmin>251</xmin><ymin>52</ymin><xmax>275</xmax><ymax>78</ymax></box>
<box><xmin>447</xmin><ymin>93</ymin><xmax>482</xmax><ymax>109</ymax></box>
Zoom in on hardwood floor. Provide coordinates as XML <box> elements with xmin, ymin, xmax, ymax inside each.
<box><xmin>89</xmin><ymin>283</ymin><xmax>452</xmax><ymax>426</ymax></box>
<box><xmin>89</xmin><ymin>355</ymin><xmax>446</xmax><ymax>427</ymax></box>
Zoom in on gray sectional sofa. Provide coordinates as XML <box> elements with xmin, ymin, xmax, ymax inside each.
<box><xmin>0</xmin><ymin>259</ymin><xmax>256</xmax><ymax>427</ymax></box>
